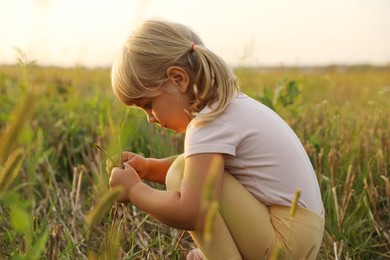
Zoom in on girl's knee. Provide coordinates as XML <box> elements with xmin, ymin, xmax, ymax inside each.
<box><xmin>165</xmin><ymin>154</ymin><xmax>185</xmax><ymax>191</ymax></box>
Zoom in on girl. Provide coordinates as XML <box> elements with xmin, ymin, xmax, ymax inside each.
<box><xmin>109</xmin><ymin>19</ymin><xmax>324</xmax><ymax>259</ymax></box>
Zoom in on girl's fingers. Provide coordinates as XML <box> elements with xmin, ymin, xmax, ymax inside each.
<box><xmin>111</xmin><ymin>164</ymin><xmax>136</xmax><ymax>177</ymax></box>
<box><xmin>110</xmin><ymin>167</ymin><xmax>120</xmax><ymax>175</ymax></box>
<box><xmin>122</xmin><ymin>151</ymin><xmax>133</xmax><ymax>161</ymax></box>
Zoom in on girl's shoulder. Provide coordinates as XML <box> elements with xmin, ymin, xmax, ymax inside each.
<box><xmin>221</xmin><ymin>92</ymin><xmax>272</xmax><ymax>119</ymax></box>
<box><xmin>202</xmin><ymin>92</ymin><xmax>262</xmax><ymax>114</ymax></box>
<box><xmin>190</xmin><ymin>92</ymin><xmax>274</xmax><ymax>131</ymax></box>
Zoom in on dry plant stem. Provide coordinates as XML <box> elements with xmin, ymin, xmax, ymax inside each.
<box><xmin>95</xmin><ymin>143</ymin><xmax>123</xmax><ymax>169</ymax></box>
<box><xmin>332</xmin><ymin>187</ymin><xmax>341</xmax><ymax>228</ymax></box>
<box><xmin>104</xmin><ymin>223</ymin><xmax>109</xmax><ymax>253</ymax></box>
<box><xmin>171</xmin><ymin>231</ymin><xmax>186</xmax><ymax>258</ymax></box>
<box><xmin>289</xmin><ymin>189</ymin><xmax>301</xmax><ymax>218</ymax></box>
<box><xmin>110</xmin><ymin>202</ymin><xmax>119</xmax><ymax>244</ymax></box>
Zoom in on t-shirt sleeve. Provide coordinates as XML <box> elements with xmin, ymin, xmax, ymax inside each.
<box><xmin>184</xmin><ymin>119</ymin><xmax>239</xmax><ymax>158</ymax></box>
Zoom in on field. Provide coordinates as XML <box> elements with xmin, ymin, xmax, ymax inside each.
<box><xmin>0</xmin><ymin>62</ymin><xmax>389</xmax><ymax>259</ymax></box>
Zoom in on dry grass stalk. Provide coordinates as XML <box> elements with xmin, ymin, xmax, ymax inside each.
<box><xmin>365</xmin><ymin>196</ymin><xmax>383</xmax><ymax>238</ymax></box>
<box><xmin>376</xmin><ymin>149</ymin><xmax>386</xmax><ymax>177</ymax></box>
<box><xmin>0</xmin><ymin>148</ymin><xmax>24</xmax><ymax>193</ymax></box>
<box><xmin>109</xmin><ymin>202</ymin><xmax>120</xmax><ymax>248</ymax></box>
<box><xmin>70</xmin><ymin>167</ymin><xmax>78</xmax><ymax>209</ymax></box>
<box><xmin>172</xmin><ymin>231</ymin><xmax>187</xmax><ymax>257</ymax></box>
<box><xmin>75</xmin><ymin>168</ymin><xmax>83</xmax><ymax>212</ymax></box>
<box><xmin>202</xmin><ymin>200</ymin><xmax>219</xmax><ymax>244</ymax></box>
<box><xmin>269</xmin><ymin>246</ymin><xmax>284</xmax><ymax>260</ymax></box>
<box><xmin>380</xmin><ymin>175</ymin><xmax>390</xmax><ymax>199</ymax></box>
<box><xmin>289</xmin><ymin>189</ymin><xmax>301</xmax><ymax>218</ymax></box>
<box><xmin>369</xmin><ymin>170</ymin><xmax>380</xmax><ymax>217</ymax></box>
<box><xmin>71</xmin><ymin>166</ymin><xmax>84</xmax><ymax>236</ymax></box>
<box><xmin>340</xmin><ymin>189</ymin><xmax>354</xmax><ymax>230</ymax></box>
<box><xmin>201</xmin><ymin>156</ymin><xmax>222</xmax><ymax>245</ymax></box>
<box><xmin>363</xmin><ymin>177</ymin><xmax>378</xmax><ymax>218</ymax></box>
<box><xmin>341</xmin><ymin>164</ymin><xmax>355</xmax><ymax>207</ymax></box>
<box><xmin>70</xmin><ymin>167</ymin><xmax>78</xmax><ymax>235</ymax></box>
<box><xmin>120</xmin><ymin>204</ymin><xmax>130</xmax><ymax>237</ymax></box>
<box><xmin>339</xmin><ymin>164</ymin><xmax>355</xmax><ymax>229</ymax></box>
<box><xmin>95</xmin><ymin>143</ymin><xmax>123</xmax><ymax>170</ymax></box>
<box><xmin>332</xmin><ymin>187</ymin><xmax>341</xmax><ymax>228</ymax></box>
<box><xmin>44</xmin><ymin>156</ymin><xmax>64</xmax><ymax>211</ymax></box>
<box><xmin>333</xmin><ymin>240</ymin><xmax>346</xmax><ymax>260</ymax></box>
<box><xmin>0</xmin><ymin>93</ymin><xmax>35</xmax><ymax>165</ymax></box>
<box><xmin>48</xmin><ymin>224</ymin><xmax>63</xmax><ymax>260</ymax></box>
<box><xmin>318</xmin><ymin>147</ymin><xmax>324</xmax><ymax>175</ymax></box>
<box><xmin>328</xmin><ymin>148</ymin><xmax>339</xmax><ymax>187</ymax></box>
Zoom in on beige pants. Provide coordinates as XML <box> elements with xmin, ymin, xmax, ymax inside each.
<box><xmin>166</xmin><ymin>155</ymin><xmax>324</xmax><ymax>260</ymax></box>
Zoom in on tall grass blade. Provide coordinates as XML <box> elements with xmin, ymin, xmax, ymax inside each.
<box><xmin>201</xmin><ymin>156</ymin><xmax>222</xmax><ymax>244</ymax></box>
<box><xmin>0</xmin><ymin>93</ymin><xmax>35</xmax><ymax>165</ymax></box>
<box><xmin>270</xmin><ymin>246</ymin><xmax>284</xmax><ymax>260</ymax></box>
<box><xmin>289</xmin><ymin>189</ymin><xmax>301</xmax><ymax>218</ymax></box>
<box><xmin>86</xmin><ymin>187</ymin><xmax>124</xmax><ymax>228</ymax></box>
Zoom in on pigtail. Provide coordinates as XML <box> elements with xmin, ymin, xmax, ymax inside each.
<box><xmin>189</xmin><ymin>44</ymin><xmax>240</xmax><ymax>125</ymax></box>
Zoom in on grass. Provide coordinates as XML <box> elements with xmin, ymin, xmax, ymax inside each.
<box><xmin>0</xmin><ymin>62</ymin><xmax>389</xmax><ymax>259</ymax></box>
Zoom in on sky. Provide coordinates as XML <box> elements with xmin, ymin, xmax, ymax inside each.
<box><xmin>0</xmin><ymin>0</ymin><xmax>389</xmax><ymax>68</ymax></box>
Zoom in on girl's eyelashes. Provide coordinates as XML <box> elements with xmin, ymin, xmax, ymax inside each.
<box><xmin>143</xmin><ymin>102</ymin><xmax>152</xmax><ymax>110</ymax></box>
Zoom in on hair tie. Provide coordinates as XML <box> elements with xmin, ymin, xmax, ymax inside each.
<box><xmin>191</xmin><ymin>43</ymin><xmax>196</xmax><ymax>51</ymax></box>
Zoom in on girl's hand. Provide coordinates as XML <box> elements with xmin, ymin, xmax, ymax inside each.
<box><xmin>109</xmin><ymin>163</ymin><xmax>141</xmax><ymax>203</ymax></box>
<box><xmin>121</xmin><ymin>152</ymin><xmax>150</xmax><ymax>179</ymax></box>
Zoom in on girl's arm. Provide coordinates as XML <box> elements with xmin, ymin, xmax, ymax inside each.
<box><xmin>122</xmin><ymin>152</ymin><xmax>178</xmax><ymax>184</ymax></box>
<box><xmin>110</xmin><ymin>153</ymin><xmax>224</xmax><ymax>230</ymax></box>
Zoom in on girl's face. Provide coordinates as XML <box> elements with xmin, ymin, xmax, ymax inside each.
<box><xmin>133</xmin><ymin>78</ymin><xmax>192</xmax><ymax>133</ymax></box>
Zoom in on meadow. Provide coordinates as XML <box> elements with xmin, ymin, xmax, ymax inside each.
<box><xmin>0</xmin><ymin>61</ymin><xmax>389</xmax><ymax>259</ymax></box>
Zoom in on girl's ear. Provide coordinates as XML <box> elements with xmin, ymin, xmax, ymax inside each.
<box><xmin>166</xmin><ymin>66</ymin><xmax>190</xmax><ymax>93</ymax></box>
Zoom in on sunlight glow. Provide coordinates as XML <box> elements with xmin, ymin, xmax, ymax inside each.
<box><xmin>0</xmin><ymin>0</ymin><xmax>389</xmax><ymax>67</ymax></box>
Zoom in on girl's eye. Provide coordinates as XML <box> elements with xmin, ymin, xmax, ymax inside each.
<box><xmin>144</xmin><ymin>103</ymin><xmax>152</xmax><ymax>110</ymax></box>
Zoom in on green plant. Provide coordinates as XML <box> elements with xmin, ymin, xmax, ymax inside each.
<box><xmin>258</xmin><ymin>78</ymin><xmax>301</xmax><ymax>110</ymax></box>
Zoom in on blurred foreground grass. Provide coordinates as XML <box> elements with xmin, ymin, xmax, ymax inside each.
<box><xmin>0</xmin><ymin>63</ymin><xmax>389</xmax><ymax>259</ymax></box>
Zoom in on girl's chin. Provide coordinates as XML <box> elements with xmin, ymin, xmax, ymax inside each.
<box><xmin>167</xmin><ymin>126</ymin><xmax>185</xmax><ymax>134</ymax></box>
<box><xmin>161</xmin><ymin>123</ymin><xmax>187</xmax><ymax>133</ymax></box>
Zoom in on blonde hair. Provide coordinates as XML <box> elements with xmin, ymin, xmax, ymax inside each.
<box><xmin>111</xmin><ymin>19</ymin><xmax>240</xmax><ymax>125</ymax></box>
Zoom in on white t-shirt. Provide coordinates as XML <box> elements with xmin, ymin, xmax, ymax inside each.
<box><xmin>184</xmin><ymin>93</ymin><xmax>323</xmax><ymax>215</ymax></box>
